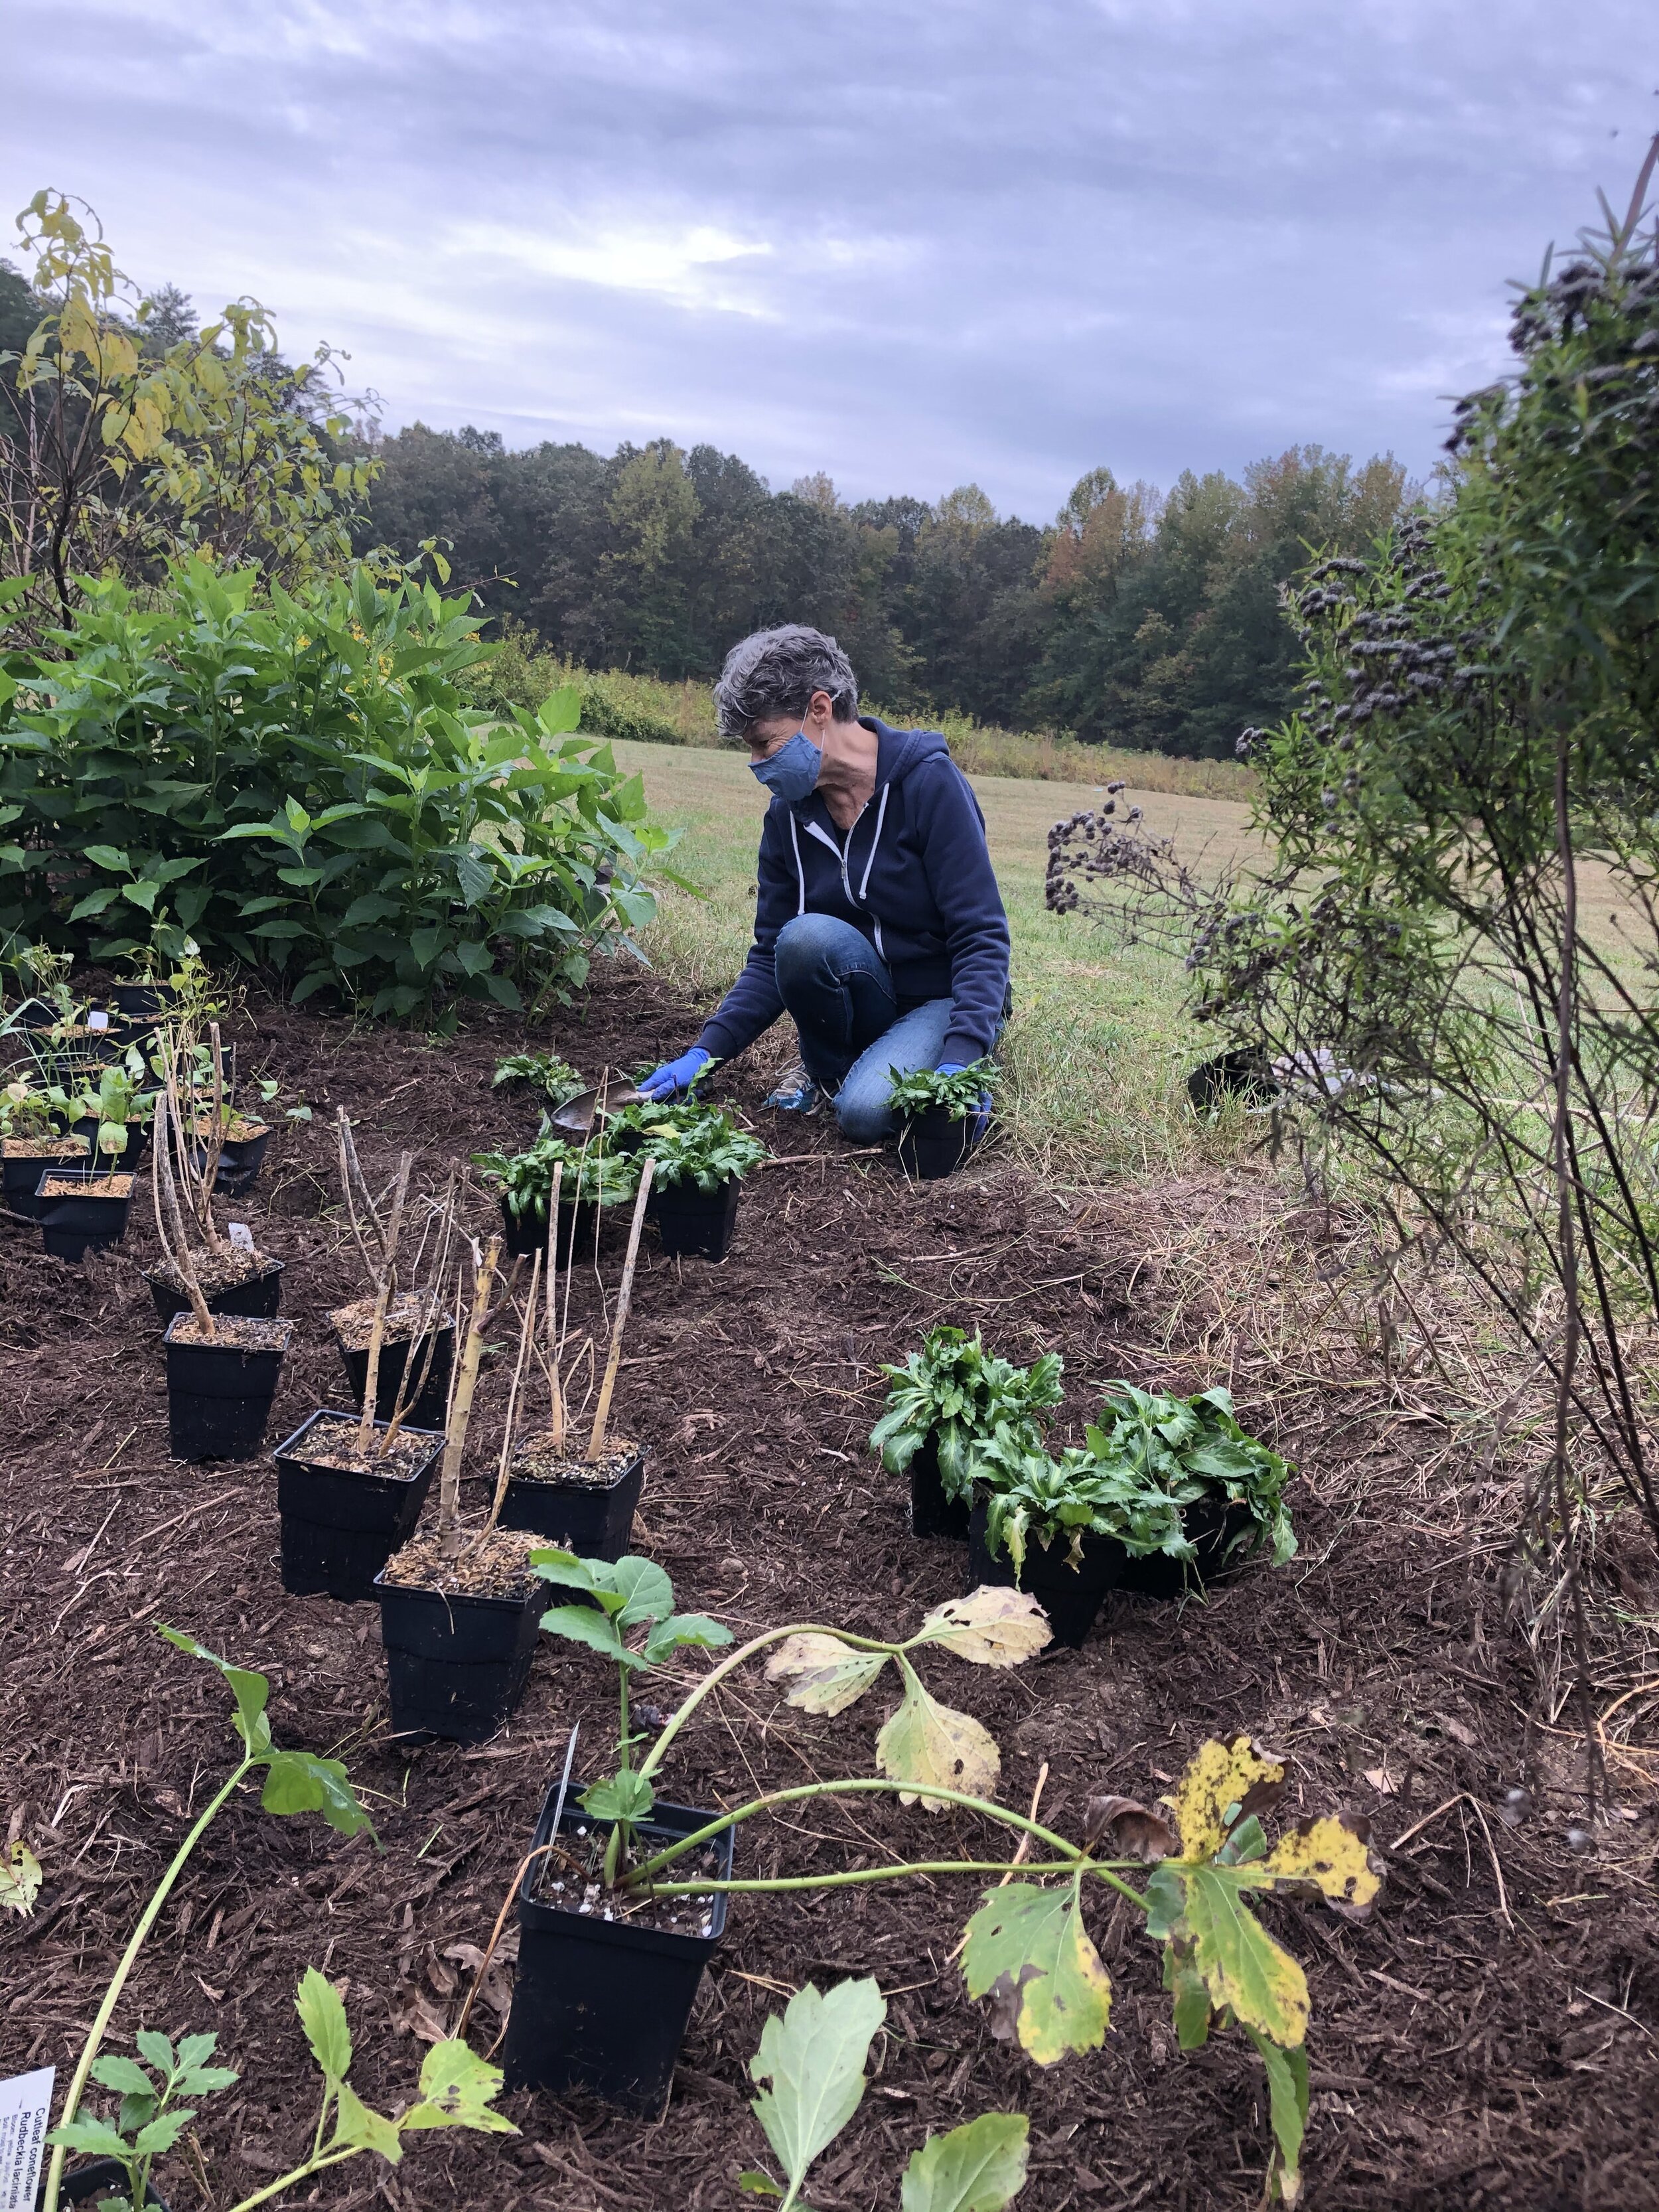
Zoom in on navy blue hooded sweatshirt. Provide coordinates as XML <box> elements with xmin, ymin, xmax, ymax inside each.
<box><xmin>696</xmin><ymin>717</ymin><xmax>1011</xmax><ymax>1071</ymax></box>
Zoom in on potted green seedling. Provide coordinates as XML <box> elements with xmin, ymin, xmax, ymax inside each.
<box><xmin>966</xmin><ymin>1426</ymin><xmax>1191</xmax><ymax>1645</ymax></box>
<box><xmin>151</xmin><ymin>1042</ymin><xmax>292</xmax><ymax>1461</ymax></box>
<box><xmin>276</xmin><ymin>1141</ymin><xmax>457</xmax><ymax>1602</ymax></box>
<box><xmin>0</xmin><ymin>1076</ymin><xmax>86</xmax><ymax>1220</ymax></box>
<box><xmin>67</xmin><ymin>1050</ymin><xmax>155</xmax><ymax>1169</ymax></box>
<box><xmin>326</xmin><ymin>1110</ymin><xmax>456</xmax><ymax>1429</ymax></box>
<box><xmin>492</xmin><ymin>1047</ymin><xmax>585</xmax><ymax>1108</ymax></box>
<box><xmin>1084</xmin><ymin>1382</ymin><xmax>1296</xmax><ymax>1597</ymax></box>
<box><xmin>473</xmin><ymin>1127</ymin><xmax>641</xmax><ymax>1261</ymax></box>
<box><xmin>888</xmin><ymin>1058</ymin><xmax>999</xmax><ymax>1179</ymax></box>
<box><xmin>631</xmin><ymin>1101</ymin><xmax>765</xmax><ymax>1260</ymax></box>
<box><xmin>871</xmin><ymin>1325</ymin><xmax>1064</xmax><ymax>1539</ymax></box>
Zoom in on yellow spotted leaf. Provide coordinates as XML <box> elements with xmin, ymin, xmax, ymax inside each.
<box><xmin>961</xmin><ymin>1881</ymin><xmax>1112</xmax><ymax>2063</ymax></box>
<box><xmin>918</xmin><ymin>1587</ymin><xmax>1052</xmax><ymax>1668</ymax></box>
<box><xmin>1179</xmin><ymin>1865</ymin><xmax>1309</xmax><ymax>2047</ymax></box>
<box><xmin>1168</xmin><ymin>1736</ymin><xmax>1285</xmax><ymax>1860</ymax></box>
<box><xmin>764</xmin><ymin>1636</ymin><xmax>890</xmax><ymax>1716</ymax></box>
<box><xmin>877</xmin><ymin>1670</ymin><xmax>999</xmax><ymax>1810</ymax></box>
<box><xmin>1265</xmin><ymin>1816</ymin><xmax>1380</xmax><ymax>1913</ymax></box>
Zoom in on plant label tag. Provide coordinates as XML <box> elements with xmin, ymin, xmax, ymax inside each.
<box><xmin>86</xmin><ymin>1011</ymin><xmax>109</xmax><ymax>1031</ymax></box>
<box><xmin>0</xmin><ymin>2065</ymin><xmax>55</xmax><ymax>2212</ymax></box>
<box><xmin>229</xmin><ymin>1221</ymin><xmax>255</xmax><ymax>1250</ymax></box>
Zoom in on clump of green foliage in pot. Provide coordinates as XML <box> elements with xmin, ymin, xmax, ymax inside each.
<box><xmin>632</xmin><ymin>1104</ymin><xmax>766</xmax><ymax>1192</ymax></box>
<box><xmin>973</xmin><ymin>1426</ymin><xmax>1191</xmax><ymax>1578</ymax></box>
<box><xmin>71</xmin><ymin>1052</ymin><xmax>155</xmax><ymax>1160</ymax></box>
<box><xmin>885</xmin><ymin>1057</ymin><xmax>1001</xmax><ymax>1122</ymax></box>
<box><xmin>523</xmin><ymin>1554</ymin><xmax>1379</xmax><ymax>2203</ymax></box>
<box><xmin>1088</xmin><ymin>1381</ymin><xmax>1295</xmax><ymax>1566</ymax></box>
<box><xmin>492</xmin><ymin>1049</ymin><xmax>585</xmax><ymax>1106</ymax></box>
<box><xmin>473</xmin><ymin>1132</ymin><xmax>641</xmax><ymax>1223</ymax></box>
<box><xmin>870</xmin><ymin>1326</ymin><xmax>1063</xmax><ymax>1507</ymax></box>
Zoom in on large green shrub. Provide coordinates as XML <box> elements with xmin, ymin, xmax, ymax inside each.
<box><xmin>0</xmin><ymin>559</ymin><xmax>678</xmax><ymax>1017</ymax></box>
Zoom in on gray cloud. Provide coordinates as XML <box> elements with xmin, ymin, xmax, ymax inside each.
<box><xmin>5</xmin><ymin>0</ymin><xmax>1654</xmax><ymax>516</ymax></box>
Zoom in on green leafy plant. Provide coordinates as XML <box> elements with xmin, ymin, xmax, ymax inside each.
<box><xmin>492</xmin><ymin>1048</ymin><xmax>585</xmax><ymax>1104</ymax></box>
<box><xmin>738</xmin><ymin>1977</ymin><xmax>1029</xmax><ymax>2211</ymax></box>
<box><xmin>70</xmin><ymin>1051</ymin><xmax>154</xmax><ymax>1159</ymax></box>
<box><xmin>0</xmin><ymin>1074</ymin><xmax>60</xmax><ymax>1141</ymax></box>
<box><xmin>47</xmin><ymin>2028</ymin><xmax>238</xmax><ymax>2210</ymax></box>
<box><xmin>38</xmin><ymin>1627</ymin><xmax>372</xmax><ymax>2212</ymax></box>
<box><xmin>885</xmin><ymin>1059</ymin><xmax>1001</xmax><ymax>1122</ymax></box>
<box><xmin>972</xmin><ymin>1427</ymin><xmax>1190</xmax><ymax>1578</ymax></box>
<box><xmin>473</xmin><ymin>1131</ymin><xmax>641</xmax><ymax>1218</ymax></box>
<box><xmin>632</xmin><ymin>1103</ymin><xmax>766</xmax><ymax>1191</ymax></box>
<box><xmin>1087</xmin><ymin>1382</ymin><xmax>1295</xmax><ymax>1567</ymax></box>
<box><xmin>0</xmin><ymin>563</ymin><xmax>679</xmax><ymax>1019</ymax></box>
<box><xmin>870</xmin><ymin>1327</ymin><xmax>1064</xmax><ymax>1505</ymax></box>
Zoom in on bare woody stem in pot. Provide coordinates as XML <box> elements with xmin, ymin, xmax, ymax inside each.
<box><xmin>480</xmin><ymin>1250</ymin><xmax>542</xmax><ymax>1543</ymax></box>
<box><xmin>437</xmin><ymin>1232</ymin><xmax>504</xmax><ymax>1562</ymax></box>
<box><xmin>586</xmin><ymin>1156</ymin><xmax>654</xmax><ymax>1464</ymax></box>
<box><xmin>356</xmin><ymin>1151</ymin><xmax>412</xmax><ymax>1459</ymax></box>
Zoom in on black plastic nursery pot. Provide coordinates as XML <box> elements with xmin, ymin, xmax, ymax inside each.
<box><xmin>111</xmin><ymin>979</ymin><xmax>181</xmax><ymax>1024</ymax></box>
<box><xmin>2</xmin><ymin>1140</ymin><xmax>86</xmax><ymax>1221</ymax></box>
<box><xmin>908</xmin><ymin>1432</ymin><xmax>971</xmax><ymax>1541</ymax></box>
<box><xmin>499</xmin><ymin>1194</ymin><xmax>603</xmax><ymax>1263</ymax></box>
<box><xmin>145</xmin><ymin>1258</ymin><xmax>286</xmax><ymax>1327</ymax></box>
<box><xmin>499</xmin><ymin>1446</ymin><xmax>646</xmax><ymax>1555</ymax></box>
<box><xmin>190</xmin><ymin>1122</ymin><xmax>271</xmax><ymax>1197</ymax></box>
<box><xmin>44</xmin><ymin>2160</ymin><xmax>169</xmax><ymax>2209</ymax></box>
<box><xmin>332</xmin><ymin>1317</ymin><xmax>455</xmax><ymax>1430</ymax></box>
<box><xmin>376</xmin><ymin>1572</ymin><xmax>542</xmax><ymax>1743</ymax></box>
<box><xmin>502</xmin><ymin>1785</ymin><xmax>733</xmax><ymax>2116</ymax></box>
<box><xmin>967</xmin><ymin>1499</ymin><xmax>1123</xmax><ymax>1648</ymax></box>
<box><xmin>163</xmin><ymin>1312</ymin><xmax>293</xmax><ymax>1461</ymax></box>
<box><xmin>1114</xmin><ymin>1496</ymin><xmax>1259</xmax><ymax>1599</ymax></box>
<box><xmin>34</xmin><ymin>1167</ymin><xmax>135</xmax><ymax>1262</ymax></box>
<box><xmin>275</xmin><ymin>1409</ymin><xmax>445</xmax><ymax>1601</ymax></box>
<box><xmin>897</xmin><ymin>1103</ymin><xmax>978</xmax><ymax>1181</ymax></box>
<box><xmin>653</xmin><ymin>1175</ymin><xmax>741</xmax><ymax>1261</ymax></box>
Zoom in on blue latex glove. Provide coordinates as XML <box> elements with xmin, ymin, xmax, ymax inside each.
<box><xmin>638</xmin><ymin>1045</ymin><xmax>711</xmax><ymax>1102</ymax></box>
<box><xmin>936</xmin><ymin>1062</ymin><xmax>991</xmax><ymax>1140</ymax></box>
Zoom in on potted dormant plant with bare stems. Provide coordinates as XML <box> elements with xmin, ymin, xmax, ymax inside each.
<box><xmin>143</xmin><ymin>1023</ymin><xmax>284</xmax><ymax>1322</ymax></box>
<box><xmin>273</xmin><ymin>1145</ymin><xmax>460</xmax><ymax>1603</ymax></box>
<box><xmin>328</xmin><ymin>1111</ymin><xmax>457</xmax><ymax>1428</ymax></box>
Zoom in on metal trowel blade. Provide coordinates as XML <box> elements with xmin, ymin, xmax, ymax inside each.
<box><xmin>548</xmin><ymin>1076</ymin><xmax>643</xmax><ymax>1136</ymax></box>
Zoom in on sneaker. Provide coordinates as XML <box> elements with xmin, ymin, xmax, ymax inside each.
<box><xmin>763</xmin><ymin>1061</ymin><xmax>823</xmax><ymax>1114</ymax></box>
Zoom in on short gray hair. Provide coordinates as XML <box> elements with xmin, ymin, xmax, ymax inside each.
<box><xmin>712</xmin><ymin>625</ymin><xmax>859</xmax><ymax>739</ymax></box>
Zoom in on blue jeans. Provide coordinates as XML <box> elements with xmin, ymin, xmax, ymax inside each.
<box><xmin>772</xmin><ymin>913</ymin><xmax>953</xmax><ymax>1143</ymax></box>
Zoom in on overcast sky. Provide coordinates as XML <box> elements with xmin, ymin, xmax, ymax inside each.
<box><xmin>3</xmin><ymin>1</ymin><xmax>1654</xmax><ymax>518</ymax></box>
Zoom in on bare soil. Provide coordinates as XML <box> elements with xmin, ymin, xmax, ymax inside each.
<box><xmin>281</xmin><ymin>1414</ymin><xmax>438</xmax><ymax>1481</ymax></box>
<box><xmin>165</xmin><ymin>1313</ymin><xmax>292</xmax><ymax>1353</ymax></box>
<box><xmin>3</xmin><ymin>956</ymin><xmax>1658</xmax><ymax>2212</ymax></box>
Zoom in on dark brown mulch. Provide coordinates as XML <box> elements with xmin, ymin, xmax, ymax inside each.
<box><xmin>3</xmin><ymin>956</ymin><xmax>1658</xmax><ymax>2212</ymax></box>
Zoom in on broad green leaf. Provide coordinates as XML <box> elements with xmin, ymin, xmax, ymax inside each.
<box><xmin>1164</xmin><ymin>1935</ymin><xmax>1212</xmax><ymax>2049</ymax></box>
<box><xmin>90</xmin><ymin>2056</ymin><xmax>154</xmax><ymax>2097</ymax></box>
<box><xmin>131</xmin><ymin>2111</ymin><xmax>193</xmax><ymax>2156</ymax></box>
<box><xmin>737</xmin><ymin>2174</ymin><xmax>784</xmax><ymax>2198</ymax></box>
<box><xmin>538</xmin><ymin>1602</ymin><xmax>634</xmax><ymax>1664</ymax></box>
<box><xmin>175</xmin><ymin>2032</ymin><xmax>221</xmax><ymax>2072</ymax></box>
<box><xmin>83</xmin><ymin>844</ymin><xmax>130</xmax><ymax>871</ymax></box>
<box><xmin>765</xmin><ymin>1634</ymin><xmax>890</xmax><ymax>1716</ymax></box>
<box><xmin>46</xmin><ymin>2118</ymin><xmax>129</xmax><ymax>2159</ymax></box>
<box><xmin>581</xmin><ymin>1769</ymin><xmax>655</xmax><ymax>1824</ymax></box>
<box><xmin>607</xmin><ymin>1555</ymin><xmax>675</xmax><ymax>1628</ymax></box>
<box><xmin>1175</xmin><ymin>1865</ymin><xmax>1309</xmax><ymax>2047</ymax></box>
<box><xmin>915</xmin><ymin>1587</ymin><xmax>1051</xmax><ymax>1669</ymax></box>
<box><xmin>961</xmin><ymin>1883</ymin><xmax>1111</xmax><ymax>2064</ymax></box>
<box><xmin>134</xmin><ymin>2030</ymin><xmax>174</xmax><ymax>2074</ymax></box>
<box><xmin>296</xmin><ymin>1965</ymin><xmax>352</xmax><ymax>2082</ymax></box>
<box><xmin>751</xmin><ymin>1979</ymin><xmax>886</xmax><ymax>2200</ymax></box>
<box><xmin>261</xmin><ymin>1750</ymin><xmax>375</xmax><ymax>1839</ymax></box>
<box><xmin>538</xmin><ymin>685</ymin><xmax>583</xmax><ymax>738</ymax></box>
<box><xmin>158</xmin><ymin>1626</ymin><xmax>271</xmax><ymax>1753</ymax></box>
<box><xmin>1242</xmin><ymin>2025</ymin><xmax>1310</xmax><ymax>2205</ymax></box>
<box><xmin>332</xmin><ymin>2081</ymin><xmax>403</xmax><ymax>2162</ymax></box>
<box><xmin>0</xmin><ymin>1840</ymin><xmax>42</xmax><ymax>1915</ymax></box>
<box><xmin>1168</xmin><ymin>1737</ymin><xmax>1284</xmax><ymax>1860</ymax></box>
<box><xmin>876</xmin><ymin>1663</ymin><xmax>999</xmax><ymax>1810</ymax></box>
<box><xmin>403</xmin><ymin>2039</ymin><xmax>516</xmax><ymax>2134</ymax></box>
<box><xmin>642</xmin><ymin>1611</ymin><xmax>733</xmax><ymax>1663</ymax></box>
<box><xmin>900</xmin><ymin>2113</ymin><xmax>1031</xmax><ymax>2212</ymax></box>
<box><xmin>1263</xmin><ymin>1816</ymin><xmax>1380</xmax><ymax>1913</ymax></box>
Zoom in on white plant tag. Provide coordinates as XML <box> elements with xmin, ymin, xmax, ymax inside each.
<box><xmin>228</xmin><ymin>1221</ymin><xmax>256</xmax><ymax>1251</ymax></box>
<box><xmin>0</xmin><ymin>2066</ymin><xmax>55</xmax><ymax>2212</ymax></box>
<box><xmin>86</xmin><ymin>1010</ymin><xmax>109</xmax><ymax>1031</ymax></box>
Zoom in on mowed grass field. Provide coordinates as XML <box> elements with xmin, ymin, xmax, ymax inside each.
<box><xmin>610</xmin><ymin>740</ymin><xmax>1263</xmax><ymax>1182</ymax></box>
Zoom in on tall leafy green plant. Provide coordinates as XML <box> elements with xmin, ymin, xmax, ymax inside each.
<box><xmin>870</xmin><ymin>1327</ymin><xmax>1064</xmax><ymax>1503</ymax></box>
<box><xmin>0</xmin><ymin>560</ymin><xmax>678</xmax><ymax>1017</ymax></box>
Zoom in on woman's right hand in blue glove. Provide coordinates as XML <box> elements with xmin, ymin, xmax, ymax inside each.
<box><xmin>638</xmin><ymin>1045</ymin><xmax>711</xmax><ymax>1102</ymax></box>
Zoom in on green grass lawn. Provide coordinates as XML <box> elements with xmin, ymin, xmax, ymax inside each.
<box><xmin>610</xmin><ymin>741</ymin><xmax>1263</xmax><ymax>1183</ymax></box>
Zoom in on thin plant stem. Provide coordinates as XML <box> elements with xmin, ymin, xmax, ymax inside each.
<box><xmin>357</xmin><ymin>1152</ymin><xmax>411</xmax><ymax>1458</ymax></box>
<box><xmin>437</xmin><ymin>1234</ymin><xmax>502</xmax><ymax>1559</ymax></box>
<box><xmin>586</xmin><ymin>1157</ymin><xmax>654</xmax><ymax>1461</ymax></box>
<box><xmin>478</xmin><ymin>1250</ymin><xmax>540</xmax><ymax>1543</ymax></box>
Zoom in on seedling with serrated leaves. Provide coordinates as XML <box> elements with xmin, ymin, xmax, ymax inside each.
<box><xmin>46</xmin><ymin>2027</ymin><xmax>238</xmax><ymax>2211</ymax></box>
<box><xmin>738</xmin><ymin>1977</ymin><xmax>1029</xmax><ymax>2212</ymax></box>
<box><xmin>38</xmin><ymin>1628</ymin><xmax>375</xmax><ymax>2212</ymax></box>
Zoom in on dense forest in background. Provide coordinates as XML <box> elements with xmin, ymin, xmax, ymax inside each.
<box><xmin>364</xmin><ymin>426</ymin><xmax>1412</xmax><ymax>757</ymax></box>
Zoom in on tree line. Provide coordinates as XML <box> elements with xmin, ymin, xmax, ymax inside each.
<box><xmin>363</xmin><ymin>427</ymin><xmax>1411</xmax><ymax>759</ymax></box>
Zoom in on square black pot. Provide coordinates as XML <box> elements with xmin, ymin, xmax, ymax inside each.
<box><xmin>499</xmin><ymin>1447</ymin><xmax>646</xmax><ymax>1555</ymax></box>
<box><xmin>376</xmin><ymin>1572</ymin><xmax>542</xmax><ymax>1743</ymax></box>
<box><xmin>163</xmin><ymin>1312</ymin><xmax>293</xmax><ymax>1461</ymax></box>
<box><xmin>34</xmin><ymin>1166</ymin><xmax>135</xmax><ymax>1262</ymax></box>
<box><xmin>966</xmin><ymin>1499</ymin><xmax>1122</xmax><ymax>1647</ymax></box>
<box><xmin>897</xmin><ymin>1104</ymin><xmax>979</xmax><ymax>1180</ymax></box>
<box><xmin>653</xmin><ymin>1176</ymin><xmax>742</xmax><ymax>1260</ymax></box>
<box><xmin>908</xmin><ymin>1433</ymin><xmax>970</xmax><ymax>1540</ymax></box>
<box><xmin>331</xmin><ymin>1316</ymin><xmax>455</xmax><ymax>1431</ymax></box>
<box><xmin>145</xmin><ymin>1258</ymin><xmax>285</xmax><ymax>1327</ymax></box>
<box><xmin>275</xmin><ymin>1408</ymin><xmax>445</xmax><ymax>1601</ymax></box>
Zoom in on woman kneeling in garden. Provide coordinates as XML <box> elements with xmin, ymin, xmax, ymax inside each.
<box><xmin>640</xmin><ymin>625</ymin><xmax>1011</xmax><ymax>1140</ymax></box>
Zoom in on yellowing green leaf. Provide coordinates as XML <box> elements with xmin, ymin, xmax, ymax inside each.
<box><xmin>404</xmin><ymin>2040</ymin><xmax>517</xmax><ymax>2135</ymax></box>
<box><xmin>901</xmin><ymin>2112</ymin><xmax>1031</xmax><ymax>2212</ymax></box>
<box><xmin>1178</xmin><ymin>1865</ymin><xmax>1309</xmax><ymax>2047</ymax></box>
<box><xmin>0</xmin><ymin>1840</ymin><xmax>42</xmax><ymax>1917</ymax></box>
<box><xmin>1242</xmin><ymin>2024</ymin><xmax>1310</xmax><ymax>2204</ymax></box>
<box><xmin>917</xmin><ymin>1587</ymin><xmax>1052</xmax><ymax>1668</ymax></box>
<box><xmin>332</xmin><ymin>2081</ymin><xmax>403</xmax><ymax>2164</ymax></box>
<box><xmin>764</xmin><ymin>1634</ymin><xmax>890</xmax><ymax>1716</ymax></box>
<box><xmin>1168</xmin><ymin>1736</ymin><xmax>1284</xmax><ymax>1860</ymax></box>
<box><xmin>877</xmin><ymin>1666</ymin><xmax>999</xmax><ymax>1810</ymax></box>
<box><xmin>961</xmin><ymin>1883</ymin><xmax>1111</xmax><ymax>2065</ymax></box>
<box><xmin>1265</xmin><ymin>1816</ymin><xmax>1380</xmax><ymax>1913</ymax></box>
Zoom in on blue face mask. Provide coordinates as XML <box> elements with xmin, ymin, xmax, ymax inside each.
<box><xmin>750</xmin><ymin>729</ymin><xmax>822</xmax><ymax>804</ymax></box>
